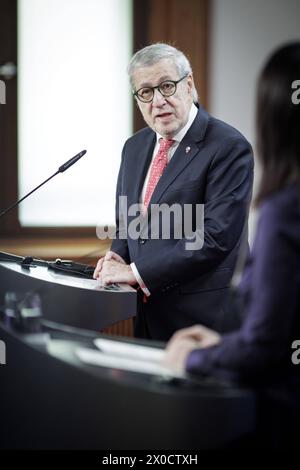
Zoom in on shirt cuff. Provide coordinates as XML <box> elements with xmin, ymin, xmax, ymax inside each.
<box><xmin>130</xmin><ymin>262</ymin><xmax>151</xmax><ymax>297</ymax></box>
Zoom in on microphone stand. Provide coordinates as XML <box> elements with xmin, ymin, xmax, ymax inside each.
<box><xmin>0</xmin><ymin>171</ymin><xmax>60</xmax><ymax>219</ymax></box>
<box><xmin>0</xmin><ymin>149</ymin><xmax>87</xmax><ymax>218</ymax></box>
<box><xmin>0</xmin><ymin>149</ymin><xmax>94</xmax><ymax>276</ymax></box>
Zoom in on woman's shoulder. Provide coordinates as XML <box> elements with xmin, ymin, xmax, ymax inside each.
<box><xmin>255</xmin><ymin>184</ymin><xmax>300</xmax><ymax>251</ymax></box>
<box><xmin>259</xmin><ymin>184</ymin><xmax>300</xmax><ymax>220</ymax></box>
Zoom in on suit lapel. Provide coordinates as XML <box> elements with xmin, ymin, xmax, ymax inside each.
<box><xmin>149</xmin><ymin>106</ymin><xmax>210</xmax><ymax>206</ymax></box>
<box><xmin>129</xmin><ymin>131</ymin><xmax>156</xmax><ymax>205</ymax></box>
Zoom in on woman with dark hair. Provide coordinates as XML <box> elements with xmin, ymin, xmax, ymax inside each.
<box><xmin>163</xmin><ymin>43</ymin><xmax>300</xmax><ymax>447</ymax></box>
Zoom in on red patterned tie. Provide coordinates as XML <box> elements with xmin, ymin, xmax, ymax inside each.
<box><xmin>143</xmin><ymin>138</ymin><xmax>174</xmax><ymax>211</ymax></box>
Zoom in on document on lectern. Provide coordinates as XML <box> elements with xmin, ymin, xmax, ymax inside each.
<box><xmin>95</xmin><ymin>338</ymin><xmax>164</xmax><ymax>362</ymax></box>
<box><xmin>76</xmin><ymin>338</ymin><xmax>186</xmax><ymax>379</ymax></box>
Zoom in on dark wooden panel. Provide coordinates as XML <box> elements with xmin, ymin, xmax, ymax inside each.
<box><xmin>0</xmin><ymin>0</ymin><xmax>18</xmax><ymax>234</ymax></box>
<box><xmin>133</xmin><ymin>0</ymin><xmax>210</xmax><ymax>132</ymax></box>
<box><xmin>102</xmin><ymin>318</ymin><xmax>134</xmax><ymax>337</ymax></box>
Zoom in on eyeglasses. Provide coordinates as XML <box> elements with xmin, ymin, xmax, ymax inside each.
<box><xmin>133</xmin><ymin>74</ymin><xmax>188</xmax><ymax>103</ymax></box>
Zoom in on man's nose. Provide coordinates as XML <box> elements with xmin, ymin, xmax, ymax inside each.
<box><xmin>152</xmin><ymin>88</ymin><xmax>166</xmax><ymax>106</ymax></box>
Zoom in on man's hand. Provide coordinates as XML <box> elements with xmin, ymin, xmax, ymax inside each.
<box><xmin>100</xmin><ymin>259</ymin><xmax>137</xmax><ymax>286</ymax></box>
<box><xmin>93</xmin><ymin>251</ymin><xmax>136</xmax><ymax>286</ymax></box>
<box><xmin>161</xmin><ymin>325</ymin><xmax>221</xmax><ymax>373</ymax></box>
<box><xmin>93</xmin><ymin>251</ymin><xmax>125</xmax><ymax>279</ymax></box>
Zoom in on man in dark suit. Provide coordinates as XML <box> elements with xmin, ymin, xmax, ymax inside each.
<box><xmin>94</xmin><ymin>43</ymin><xmax>253</xmax><ymax>341</ymax></box>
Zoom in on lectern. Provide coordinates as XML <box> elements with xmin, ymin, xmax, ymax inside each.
<box><xmin>0</xmin><ymin>320</ymin><xmax>257</xmax><ymax>450</ymax></box>
<box><xmin>0</xmin><ymin>252</ymin><xmax>257</xmax><ymax>450</ymax></box>
<box><xmin>0</xmin><ymin>251</ymin><xmax>136</xmax><ymax>331</ymax></box>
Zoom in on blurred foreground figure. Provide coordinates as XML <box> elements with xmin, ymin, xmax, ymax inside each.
<box><xmin>163</xmin><ymin>42</ymin><xmax>300</xmax><ymax>449</ymax></box>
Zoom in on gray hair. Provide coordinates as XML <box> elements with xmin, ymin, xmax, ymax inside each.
<box><xmin>128</xmin><ymin>43</ymin><xmax>198</xmax><ymax>103</ymax></box>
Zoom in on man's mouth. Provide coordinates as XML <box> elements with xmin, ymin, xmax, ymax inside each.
<box><xmin>155</xmin><ymin>112</ymin><xmax>173</xmax><ymax>120</ymax></box>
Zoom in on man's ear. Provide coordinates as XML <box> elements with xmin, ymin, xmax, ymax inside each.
<box><xmin>136</xmin><ymin>98</ymin><xmax>142</xmax><ymax>111</ymax></box>
<box><xmin>187</xmin><ymin>73</ymin><xmax>194</xmax><ymax>95</ymax></box>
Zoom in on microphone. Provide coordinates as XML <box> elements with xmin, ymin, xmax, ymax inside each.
<box><xmin>58</xmin><ymin>149</ymin><xmax>87</xmax><ymax>173</ymax></box>
<box><xmin>0</xmin><ymin>150</ymin><xmax>87</xmax><ymax>219</ymax></box>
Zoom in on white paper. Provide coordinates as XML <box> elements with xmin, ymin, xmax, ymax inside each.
<box><xmin>94</xmin><ymin>338</ymin><xmax>165</xmax><ymax>363</ymax></box>
<box><xmin>76</xmin><ymin>347</ymin><xmax>185</xmax><ymax>379</ymax></box>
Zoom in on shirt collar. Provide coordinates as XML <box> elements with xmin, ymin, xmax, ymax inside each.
<box><xmin>156</xmin><ymin>103</ymin><xmax>198</xmax><ymax>144</ymax></box>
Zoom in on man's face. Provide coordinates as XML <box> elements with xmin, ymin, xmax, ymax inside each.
<box><xmin>133</xmin><ymin>59</ymin><xmax>194</xmax><ymax>138</ymax></box>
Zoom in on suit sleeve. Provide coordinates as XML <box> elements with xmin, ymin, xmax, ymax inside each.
<box><xmin>110</xmin><ymin>143</ymin><xmax>130</xmax><ymax>264</ymax></box>
<box><xmin>134</xmin><ymin>136</ymin><xmax>254</xmax><ymax>293</ymax></box>
<box><xmin>185</xmin><ymin>198</ymin><xmax>299</xmax><ymax>381</ymax></box>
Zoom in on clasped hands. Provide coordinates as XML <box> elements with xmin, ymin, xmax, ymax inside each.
<box><xmin>93</xmin><ymin>251</ymin><xmax>137</xmax><ymax>286</ymax></box>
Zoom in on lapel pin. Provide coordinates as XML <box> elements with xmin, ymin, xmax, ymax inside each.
<box><xmin>185</xmin><ymin>146</ymin><xmax>191</xmax><ymax>154</ymax></box>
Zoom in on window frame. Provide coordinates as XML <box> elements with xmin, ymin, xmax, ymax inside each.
<box><xmin>0</xmin><ymin>0</ymin><xmax>209</xmax><ymax>241</ymax></box>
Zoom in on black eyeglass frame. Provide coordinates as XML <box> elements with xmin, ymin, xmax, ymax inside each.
<box><xmin>133</xmin><ymin>73</ymin><xmax>189</xmax><ymax>103</ymax></box>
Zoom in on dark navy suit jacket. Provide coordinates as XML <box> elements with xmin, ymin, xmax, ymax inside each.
<box><xmin>111</xmin><ymin>106</ymin><xmax>253</xmax><ymax>340</ymax></box>
<box><xmin>187</xmin><ymin>184</ymin><xmax>300</xmax><ymax>385</ymax></box>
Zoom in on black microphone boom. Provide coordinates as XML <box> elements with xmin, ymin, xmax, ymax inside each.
<box><xmin>0</xmin><ymin>150</ymin><xmax>87</xmax><ymax>219</ymax></box>
<box><xmin>58</xmin><ymin>149</ymin><xmax>87</xmax><ymax>173</ymax></box>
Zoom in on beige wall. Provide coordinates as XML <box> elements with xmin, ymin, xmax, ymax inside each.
<box><xmin>208</xmin><ymin>0</ymin><xmax>300</xmax><ymax>243</ymax></box>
